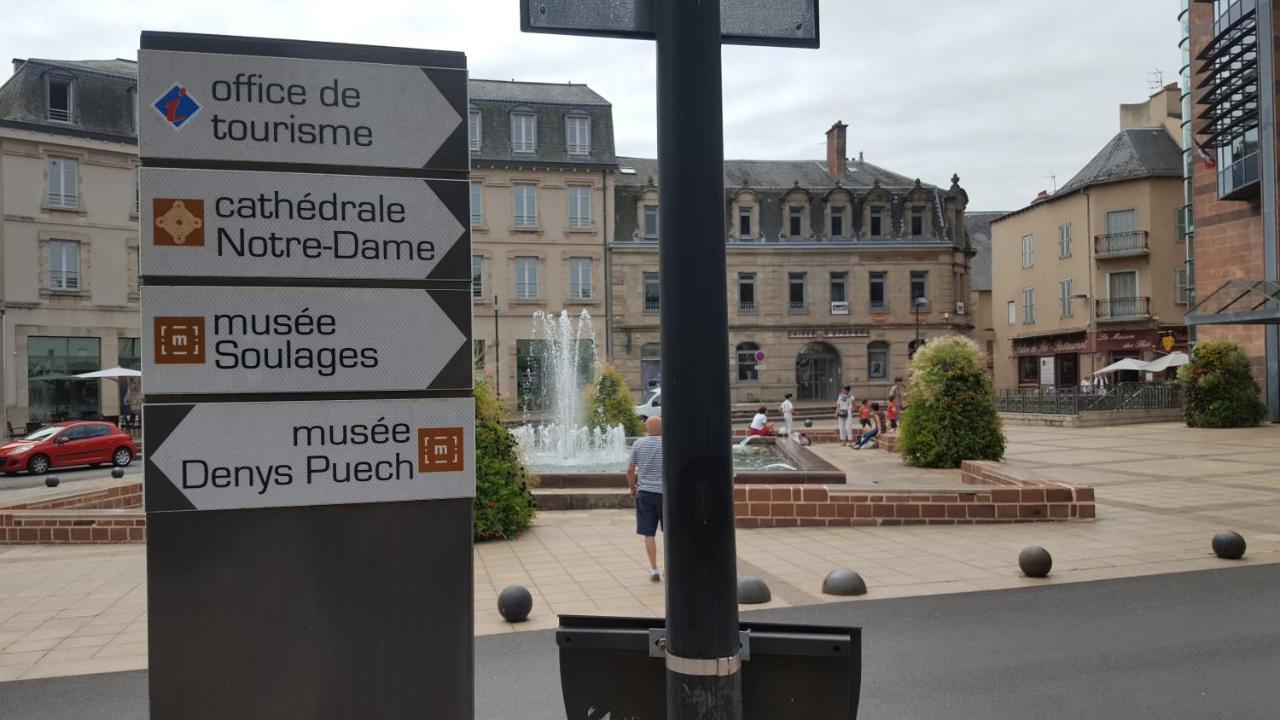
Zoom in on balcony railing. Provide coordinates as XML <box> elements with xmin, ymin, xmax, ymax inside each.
<box><xmin>643</xmin><ymin>300</ymin><xmax>660</xmax><ymax>312</ymax></box>
<box><xmin>739</xmin><ymin>301</ymin><xmax>757</xmax><ymax>313</ymax></box>
<box><xmin>869</xmin><ymin>299</ymin><xmax>888</xmax><ymax>312</ymax></box>
<box><xmin>1096</xmin><ymin>296</ymin><xmax>1151</xmax><ymax>321</ymax></box>
<box><xmin>788</xmin><ymin>301</ymin><xmax>807</xmax><ymax>313</ymax></box>
<box><xmin>1094</xmin><ymin>231</ymin><xmax>1149</xmax><ymax>257</ymax></box>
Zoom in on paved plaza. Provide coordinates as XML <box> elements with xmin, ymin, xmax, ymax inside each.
<box><xmin>2</xmin><ymin>422</ymin><xmax>1279</xmax><ymax>682</ymax></box>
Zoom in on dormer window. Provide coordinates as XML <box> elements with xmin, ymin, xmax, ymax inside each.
<box><xmin>469</xmin><ymin>109</ymin><xmax>482</xmax><ymax>151</ymax></box>
<box><xmin>788</xmin><ymin>206</ymin><xmax>803</xmax><ymax>237</ymax></box>
<box><xmin>869</xmin><ymin>207</ymin><xmax>884</xmax><ymax>236</ymax></box>
<box><xmin>512</xmin><ymin>112</ymin><xmax>537</xmax><ymax>153</ymax></box>
<box><xmin>911</xmin><ymin>207</ymin><xmax>925</xmax><ymax>235</ymax></box>
<box><xmin>738</xmin><ymin>207</ymin><xmax>752</xmax><ymax>239</ymax></box>
<box><xmin>47</xmin><ymin>76</ymin><xmax>73</xmax><ymax>123</ymax></box>
<box><xmin>566</xmin><ymin>115</ymin><xmax>590</xmax><ymax>155</ymax></box>
<box><xmin>831</xmin><ymin>207</ymin><xmax>846</xmax><ymax>238</ymax></box>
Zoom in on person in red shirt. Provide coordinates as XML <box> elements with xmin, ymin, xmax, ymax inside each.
<box><xmin>858</xmin><ymin>399</ymin><xmax>871</xmax><ymax>431</ymax></box>
<box><xmin>886</xmin><ymin>401</ymin><xmax>899</xmax><ymax>430</ymax></box>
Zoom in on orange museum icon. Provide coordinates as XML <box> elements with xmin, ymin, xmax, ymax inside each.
<box><xmin>417</xmin><ymin>427</ymin><xmax>464</xmax><ymax>473</ymax></box>
<box><xmin>154</xmin><ymin>317</ymin><xmax>206</xmax><ymax>364</ymax></box>
<box><xmin>154</xmin><ymin>199</ymin><xmax>205</xmax><ymax>246</ymax></box>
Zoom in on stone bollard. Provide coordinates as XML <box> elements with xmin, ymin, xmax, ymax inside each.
<box><xmin>111</xmin><ymin>468</ymin><xmax>125</xmax><ymax>479</ymax></box>
<box><xmin>821</xmin><ymin>569</ymin><xmax>868</xmax><ymax>596</ymax></box>
<box><xmin>1018</xmin><ymin>546</ymin><xmax>1052</xmax><ymax>578</ymax></box>
<box><xmin>45</xmin><ymin>476</ymin><xmax>60</xmax><ymax>488</ymax></box>
<box><xmin>497</xmin><ymin>585</ymin><xmax>533</xmax><ymax>623</ymax></box>
<box><xmin>1211</xmin><ymin>531</ymin><xmax>1246</xmax><ymax>560</ymax></box>
<box><xmin>737</xmin><ymin>576</ymin><xmax>771</xmax><ymax>604</ymax></box>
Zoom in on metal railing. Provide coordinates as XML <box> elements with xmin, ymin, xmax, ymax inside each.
<box><xmin>738</xmin><ymin>301</ymin><xmax>757</xmax><ymax>312</ymax></box>
<box><xmin>788</xmin><ymin>301</ymin><xmax>807</xmax><ymax>313</ymax></box>
<box><xmin>996</xmin><ymin>382</ymin><xmax>1182</xmax><ymax>415</ymax></box>
<box><xmin>1094</xmin><ymin>230</ymin><xmax>1149</xmax><ymax>256</ymax></box>
<box><xmin>643</xmin><ymin>300</ymin><xmax>660</xmax><ymax>312</ymax></box>
<box><xmin>869</xmin><ymin>300</ymin><xmax>888</xmax><ymax>312</ymax></box>
<box><xmin>1096</xmin><ymin>296</ymin><xmax>1151</xmax><ymax>320</ymax></box>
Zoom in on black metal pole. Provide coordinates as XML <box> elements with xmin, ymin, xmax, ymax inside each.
<box><xmin>494</xmin><ymin>297</ymin><xmax>500</xmax><ymax>396</ymax></box>
<box><xmin>655</xmin><ymin>0</ymin><xmax>741</xmax><ymax>717</ymax></box>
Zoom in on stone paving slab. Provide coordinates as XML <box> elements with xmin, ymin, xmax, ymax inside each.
<box><xmin>2</xmin><ymin>422</ymin><xmax>1279</xmax><ymax>681</ymax></box>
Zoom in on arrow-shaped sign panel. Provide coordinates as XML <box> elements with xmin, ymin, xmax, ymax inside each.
<box><xmin>144</xmin><ymin>398</ymin><xmax>475</xmax><ymax>512</ymax></box>
<box><xmin>141</xmin><ymin>286</ymin><xmax>470</xmax><ymax>395</ymax></box>
<box><xmin>141</xmin><ymin>168</ymin><xmax>468</xmax><ymax>281</ymax></box>
<box><xmin>138</xmin><ymin>48</ymin><xmax>465</xmax><ymax>171</ymax></box>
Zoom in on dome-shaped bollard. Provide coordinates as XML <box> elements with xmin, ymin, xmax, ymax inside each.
<box><xmin>803</xmin><ymin>419</ymin><xmax>814</xmax><ymax>428</ymax></box>
<box><xmin>822</xmin><ymin>569</ymin><xmax>868</xmax><ymax>597</ymax></box>
<box><xmin>1212</xmin><ymin>531</ymin><xmax>1246</xmax><ymax>560</ymax></box>
<box><xmin>737</xmin><ymin>576</ymin><xmax>771</xmax><ymax>604</ymax></box>
<box><xmin>497</xmin><ymin>585</ymin><xmax>533</xmax><ymax>623</ymax></box>
<box><xmin>44</xmin><ymin>476</ymin><xmax>60</xmax><ymax>488</ymax></box>
<box><xmin>1018</xmin><ymin>546</ymin><xmax>1052</xmax><ymax>578</ymax></box>
<box><xmin>110</xmin><ymin>468</ymin><xmax>125</xmax><ymax>479</ymax></box>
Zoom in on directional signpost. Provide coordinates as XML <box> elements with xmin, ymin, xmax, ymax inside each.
<box><xmin>139</xmin><ymin>32</ymin><xmax>473</xmax><ymax>719</ymax></box>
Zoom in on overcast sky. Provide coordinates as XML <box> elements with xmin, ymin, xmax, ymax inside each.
<box><xmin>3</xmin><ymin>0</ymin><xmax>1181</xmax><ymax>210</ymax></box>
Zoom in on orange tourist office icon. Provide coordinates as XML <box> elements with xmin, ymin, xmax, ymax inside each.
<box><xmin>154</xmin><ymin>317</ymin><xmax>206</xmax><ymax>364</ymax></box>
<box><xmin>417</xmin><ymin>427</ymin><xmax>464</xmax><ymax>473</ymax></box>
<box><xmin>154</xmin><ymin>199</ymin><xmax>205</xmax><ymax>246</ymax></box>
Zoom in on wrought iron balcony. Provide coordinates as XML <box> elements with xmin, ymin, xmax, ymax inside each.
<box><xmin>788</xmin><ymin>301</ymin><xmax>807</xmax><ymax>313</ymax></box>
<box><xmin>643</xmin><ymin>300</ymin><xmax>660</xmax><ymax>313</ymax></box>
<box><xmin>1094</xmin><ymin>231</ymin><xmax>1150</xmax><ymax>258</ymax></box>
<box><xmin>738</xmin><ymin>301</ymin><xmax>757</xmax><ymax>313</ymax></box>
<box><xmin>869</xmin><ymin>300</ymin><xmax>889</xmax><ymax>312</ymax></box>
<box><xmin>1096</xmin><ymin>296</ymin><xmax>1151</xmax><ymax>322</ymax></box>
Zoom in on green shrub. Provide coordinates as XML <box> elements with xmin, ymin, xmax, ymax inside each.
<box><xmin>474</xmin><ymin>380</ymin><xmax>536</xmax><ymax>540</ymax></box>
<box><xmin>899</xmin><ymin>335</ymin><xmax>1005</xmax><ymax>468</ymax></box>
<box><xmin>585</xmin><ymin>365</ymin><xmax>645</xmax><ymax>436</ymax></box>
<box><xmin>1178</xmin><ymin>340</ymin><xmax>1266</xmax><ymax>428</ymax></box>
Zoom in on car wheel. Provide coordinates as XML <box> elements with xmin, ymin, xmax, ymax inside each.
<box><xmin>27</xmin><ymin>454</ymin><xmax>50</xmax><ymax>475</ymax></box>
<box><xmin>112</xmin><ymin>448</ymin><xmax>134</xmax><ymax>467</ymax></box>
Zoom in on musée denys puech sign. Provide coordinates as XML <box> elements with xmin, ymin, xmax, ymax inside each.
<box><xmin>145</xmin><ymin>399</ymin><xmax>474</xmax><ymax>512</ymax></box>
<box><xmin>138</xmin><ymin>49</ymin><xmax>465</xmax><ymax>170</ymax></box>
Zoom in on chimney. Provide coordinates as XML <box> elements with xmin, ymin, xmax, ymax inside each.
<box><xmin>825</xmin><ymin>121</ymin><xmax>848</xmax><ymax>180</ymax></box>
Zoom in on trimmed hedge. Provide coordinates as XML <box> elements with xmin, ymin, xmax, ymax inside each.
<box><xmin>474</xmin><ymin>380</ymin><xmax>536</xmax><ymax>540</ymax></box>
<box><xmin>899</xmin><ymin>335</ymin><xmax>1005</xmax><ymax>468</ymax></box>
<box><xmin>1179</xmin><ymin>340</ymin><xmax>1267</xmax><ymax>428</ymax></box>
<box><xmin>586</xmin><ymin>365</ymin><xmax>645</xmax><ymax>437</ymax></box>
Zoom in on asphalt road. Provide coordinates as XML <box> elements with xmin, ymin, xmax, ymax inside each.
<box><xmin>1</xmin><ymin>565</ymin><xmax>1276</xmax><ymax>719</ymax></box>
<box><xmin>0</xmin><ymin>461</ymin><xmax>141</xmax><ymax>492</ymax></box>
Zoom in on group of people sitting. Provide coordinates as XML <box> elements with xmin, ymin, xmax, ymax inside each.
<box><xmin>744</xmin><ymin>382</ymin><xmax>903</xmax><ymax>451</ymax></box>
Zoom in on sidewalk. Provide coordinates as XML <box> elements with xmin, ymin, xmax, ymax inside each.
<box><xmin>3</xmin><ymin>423</ymin><xmax>1279</xmax><ymax>681</ymax></box>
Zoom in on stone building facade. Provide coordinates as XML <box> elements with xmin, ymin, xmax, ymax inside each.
<box><xmin>609</xmin><ymin>123</ymin><xmax>972</xmax><ymax>406</ymax></box>
<box><xmin>466</xmin><ymin>80</ymin><xmax>617</xmax><ymax>409</ymax></box>
<box><xmin>1183</xmin><ymin>0</ymin><xmax>1280</xmax><ymax>421</ymax></box>
<box><xmin>0</xmin><ymin>58</ymin><xmax>141</xmax><ymax>430</ymax></box>
<box><xmin>990</xmin><ymin>88</ymin><xmax>1188</xmax><ymax>390</ymax></box>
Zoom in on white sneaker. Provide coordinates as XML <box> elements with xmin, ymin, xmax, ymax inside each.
<box><xmin>649</xmin><ymin>569</ymin><xmax>661</xmax><ymax>583</ymax></box>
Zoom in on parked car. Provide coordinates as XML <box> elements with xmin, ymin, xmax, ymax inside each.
<box><xmin>0</xmin><ymin>421</ymin><xmax>137</xmax><ymax>476</ymax></box>
<box><xmin>634</xmin><ymin>387</ymin><xmax>662</xmax><ymax>420</ymax></box>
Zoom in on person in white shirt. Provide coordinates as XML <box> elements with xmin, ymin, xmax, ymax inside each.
<box><xmin>835</xmin><ymin>385</ymin><xmax>854</xmax><ymax>445</ymax></box>
<box><xmin>779</xmin><ymin>393</ymin><xmax>794</xmax><ymax>438</ymax></box>
<box><xmin>747</xmin><ymin>406</ymin><xmax>772</xmax><ymax>437</ymax></box>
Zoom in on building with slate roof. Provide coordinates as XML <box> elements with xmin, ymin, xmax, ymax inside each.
<box><xmin>609</xmin><ymin>122</ymin><xmax>973</xmax><ymax>405</ymax></box>
<box><xmin>466</xmin><ymin>80</ymin><xmax>618</xmax><ymax>405</ymax></box>
<box><xmin>0</xmin><ymin>57</ymin><xmax>142</xmax><ymax>430</ymax></box>
<box><xmin>990</xmin><ymin>86</ymin><xmax>1189</xmax><ymax>391</ymax></box>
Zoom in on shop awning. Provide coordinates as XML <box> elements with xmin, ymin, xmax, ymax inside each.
<box><xmin>1186</xmin><ymin>279</ymin><xmax>1280</xmax><ymax>326</ymax></box>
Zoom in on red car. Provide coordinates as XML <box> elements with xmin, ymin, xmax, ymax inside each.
<box><xmin>0</xmin><ymin>421</ymin><xmax>137</xmax><ymax>476</ymax></box>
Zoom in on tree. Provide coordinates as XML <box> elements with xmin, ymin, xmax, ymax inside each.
<box><xmin>473</xmin><ymin>380</ymin><xmax>536</xmax><ymax>540</ymax></box>
<box><xmin>899</xmin><ymin>335</ymin><xmax>1005</xmax><ymax>468</ymax></box>
<box><xmin>1178</xmin><ymin>340</ymin><xmax>1267</xmax><ymax>428</ymax></box>
<box><xmin>585</xmin><ymin>365</ymin><xmax>645</xmax><ymax>436</ymax></box>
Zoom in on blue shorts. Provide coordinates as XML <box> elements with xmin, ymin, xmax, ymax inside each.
<box><xmin>635</xmin><ymin>490</ymin><xmax>663</xmax><ymax>536</ymax></box>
